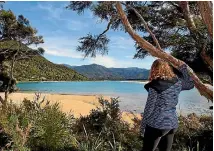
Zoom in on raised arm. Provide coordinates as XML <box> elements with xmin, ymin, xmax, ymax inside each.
<box><xmin>178</xmin><ymin>64</ymin><xmax>194</xmax><ymax>90</ymax></box>
<box><xmin>141</xmin><ymin>88</ymin><xmax>158</xmax><ymax>134</ymax></box>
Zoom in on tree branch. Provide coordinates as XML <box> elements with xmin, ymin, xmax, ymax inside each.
<box><xmin>201</xmin><ymin>43</ymin><xmax>213</xmax><ymax>72</ymax></box>
<box><xmin>122</xmin><ymin>2</ymin><xmax>162</xmax><ymax>50</ymax></box>
<box><xmin>115</xmin><ymin>2</ymin><xmax>213</xmax><ymax>101</ymax></box>
<box><xmin>179</xmin><ymin>1</ymin><xmax>197</xmax><ymax>33</ymax></box>
<box><xmin>0</xmin><ymin>42</ymin><xmax>18</xmax><ymax>55</ymax></box>
<box><xmin>197</xmin><ymin>1</ymin><xmax>213</xmax><ymax>39</ymax></box>
<box><xmin>96</xmin><ymin>17</ymin><xmax>113</xmax><ymax>42</ymax></box>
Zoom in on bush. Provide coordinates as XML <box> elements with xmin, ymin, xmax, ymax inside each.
<box><xmin>73</xmin><ymin>97</ymin><xmax>143</xmax><ymax>151</ymax></box>
<box><xmin>0</xmin><ymin>93</ymin><xmax>76</xmax><ymax>151</ymax></box>
<box><xmin>173</xmin><ymin>114</ymin><xmax>213</xmax><ymax>151</ymax></box>
<box><xmin>0</xmin><ymin>96</ymin><xmax>212</xmax><ymax>151</ymax></box>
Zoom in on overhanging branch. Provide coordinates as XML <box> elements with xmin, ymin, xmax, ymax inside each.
<box><xmin>121</xmin><ymin>2</ymin><xmax>162</xmax><ymax>50</ymax></box>
<box><xmin>115</xmin><ymin>2</ymin><xmax>213</xmax><ymax>101</ymax></box>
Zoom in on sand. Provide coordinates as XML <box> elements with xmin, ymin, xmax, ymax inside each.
<box><xmin>0</xmin><ymin>92</ymin><xmax>141</xmax><ymax>125</ymax></box>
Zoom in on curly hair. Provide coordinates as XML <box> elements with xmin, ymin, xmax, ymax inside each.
<box><xmin>149</xmin><ymin>59</ymin><xmax>176</xmax><ymax>81</ymax></box>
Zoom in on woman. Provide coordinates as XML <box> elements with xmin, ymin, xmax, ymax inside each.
<box><xmin>141</xmin><ymin>59</ymin><xmax>194</xmax><ymax>151</ymax></box>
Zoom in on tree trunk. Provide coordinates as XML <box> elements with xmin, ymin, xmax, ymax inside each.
<box><xmin>0</xmin><ymin>60</ymin><xmax>3</xmax><ymax>71</ymax></box>
<box><xmin>115</xmin><ymin>2</ymin><xmax>213</xmax><ymax>102</ymax></box>
<box><xmin>197</xmin><ymin>1</ymin><xmax>213</xmax><ymax>39</ymax></box>
<box><xmin>4</xmin><ymin>55</ymin><xmax>15</xmax><ymax>101</ymax></box>
<box><xmin>4</xmin><ymin>43</ymin><xmax>18</xmax><ymax>102</ymax></box>
<box><xmin>0</xmin><ymin>60</ymin><xmax>6</xmax><ymax>106</ymax></box>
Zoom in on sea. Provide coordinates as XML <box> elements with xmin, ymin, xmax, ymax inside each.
<box><xmin>17</xmin><ymin>81</ymin><xmax>213</xmax><ymax>115</ymax></box>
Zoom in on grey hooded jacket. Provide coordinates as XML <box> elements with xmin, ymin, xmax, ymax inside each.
<box><xmin>141</xmin><ymin>64</ymin><xmax>194</xmax><ymax>133</ymax></box>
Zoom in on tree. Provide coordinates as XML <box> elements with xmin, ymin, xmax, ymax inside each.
<box><xmin>66</xmin><ymin>1</ymin><xmax>213</xmax><ymax>101</ymax></box>
<box><xmin>0</xmin><ymin>8</ymin><xmax>44</xmax><ymax>103</ymax></box>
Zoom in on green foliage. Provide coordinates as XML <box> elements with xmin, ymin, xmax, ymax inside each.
<box><xmin>73</xmin><ymin>97</ymin><xmax>143</xmax><ymax>151</ymax></box>
<box><xmin>0</xmin><ymin>94</ymin><xmax>77</xmax><ymax>151</ymax></box>
<box><xmin>0</xmin><ymin>8</ymin><xmax>45</xmax><ymax>95</ymax></box>
<box><xmin>0</xmin><ymin>9</ymin><xmax>43</xmax><ymax>43</ymax></box>
<box><xmin>26</xmin><ymin>99</ymin><xmax>76</xmax><ymax>150</ymax></box>
<box><xmin>12</xmin><ymin>55</ymin><xmax>87</xmax><ymax>81</ymax></box>
<box><xmin>77</xmin><ymin>34</ymin><xmax>109</xmax><ymax>58</ymax></box>
<box><xmin>0</xmin><ymin>96</ymin><xmax>212</xmax><ymax>151</ymax></box>
<box><xmin>173</xmin><ymin>114</ymin><xmax>213</xmax><ymax>151</ymax></box>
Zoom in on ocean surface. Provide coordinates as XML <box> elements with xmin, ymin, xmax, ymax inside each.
<box><xmin>17</xmin><ymin>81</ymin><xmax>212</xmax><ymax>115</ymax></box>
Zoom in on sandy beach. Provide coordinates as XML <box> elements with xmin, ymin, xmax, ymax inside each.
<box><xmin>0</xmin><ymin>92</ymin><xmax>141</xmax><ymax>124</ymax></box>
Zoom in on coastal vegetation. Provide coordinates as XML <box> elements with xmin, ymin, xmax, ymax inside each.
<box><xmin>0</xmin><ymin>97</ymin><xmax>212</xmax><ymax>151</ymax></box>
<box><xmin>0</xmin><ymin>7</ymin><xmax>44</xmax><ymax>101</ymax></box>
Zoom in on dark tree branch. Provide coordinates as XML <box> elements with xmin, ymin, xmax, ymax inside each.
<box><xmin>201</xmin><ymin>42</ymin><xmax>213</xmax><ymax>72</ymax></box>
<box><xmin>77</xmin><ymin>18</ymin><xmax>113</xmax><ymax>58</ymax></box>
<box><xmin>96</xmin><ymin>18</ymin><xmax>113</xmax><ymax>43</ymax></box>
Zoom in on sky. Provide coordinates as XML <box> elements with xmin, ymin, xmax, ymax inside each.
<box><xmin>4</xmin><ymin>1</ymin><xmax>156</xmax><ymax>69</ymax></box>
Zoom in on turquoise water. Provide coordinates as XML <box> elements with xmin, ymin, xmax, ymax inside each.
<box><xmin>17</xmin><ymin>81</ymin><xmax>212</xmax><ymax>115</ymax></box>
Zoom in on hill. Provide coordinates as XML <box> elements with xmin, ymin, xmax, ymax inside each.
<box><xmin>13</xmin><ymin>56</ymin><xmax>87</xmax><ymax>81</ymax></box>
<box><xmin>64</xmin><ymin>64</ymin><xmax>149</xmax><ymax>80</ymax></box>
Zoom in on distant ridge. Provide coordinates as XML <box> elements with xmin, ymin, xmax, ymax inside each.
<box><xmin>63</xmin><ymin>64</ymin><xmax>149</xmax><ymax>80</ymax></box>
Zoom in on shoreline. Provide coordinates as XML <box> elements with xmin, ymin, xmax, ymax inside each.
<box><xmin>0</xmin><ymin>92</ymin><xmax>141</xmax><ymax>125</ymax></box>
<box><xmin>0</xmin><ymin>92</ymin><xmax>212</xmax><ymax>124</ymax></box>
<box><xmin>17</xmin><ymin>80</ymin><xmax>149</xmax><ymax>83</ymax></box>
<box><xmin>14</xmin><ymin>91</ymin><xmax>101</xmax><ymax>97</ymax></box>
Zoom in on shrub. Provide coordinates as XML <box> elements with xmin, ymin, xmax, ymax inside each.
<box><xmin>0</xmin><ymin>96</ymin><xmax>212</xmax><ymax>151</ymax></box>
<box><xmin>73</xmin><ymin>97</ymin><xmax>143</xmax><ymax>151</ymax></box>
<box><xmin>173</xmin><ymin>114</ymin><xmax>213</xmax><ymax>151</ymax></box>
<box><xmin>0</xmin><ymin>94</ymin><xmax>77</xmax><ymax>151</ymax></box>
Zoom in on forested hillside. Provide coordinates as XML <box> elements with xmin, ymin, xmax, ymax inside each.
<box><xmin>13</xmin><ymin>56</ymin><xmax>87</xmax><ymax>81</ymax></box>
<box><xmin>65</xmin><ymin>64</ymin><xmax>149</xmax><ymax>80</ymax></box>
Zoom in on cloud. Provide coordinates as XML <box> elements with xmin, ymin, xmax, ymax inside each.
<box><xmin>37</xmin><ymin>2</ymin><xmax>88</xmax><ymax>31</ymax></box>
<box><xmin>109</xmin><ymin>36</ymin><xmax>135</xmax><ymax>50</ymax></box>
<box><xmin>89</xmin><ymin>55</ymin><xmax>117</xmax><ymax>68</ymax></box>
<box><xmin>125</xmin><ymin>55</ymin><xmax>133</xmax><ymax>58</ymax></box>
<box><xmin>88</xmin><ymin>55</ymin><xmax>155</xmax><ymax>69</ymax></box>
<box><xmin>31</xmin><ymin>36</ymin><xmax>84</xmax><ymax>59</ymax></box>
<box><xmin>66</xmin><ymin>20</ymin><xmax>89</xmax><ymax>31</ymax></box>
<box><xmin>37</xmin><ymin>3</ymin><xmax>64</xmax><ymax>20</ymax></box>
<box><xmin>43</xmin><ymin>48</ymin><xmax>83</xmax><ymax>59</ymax></box>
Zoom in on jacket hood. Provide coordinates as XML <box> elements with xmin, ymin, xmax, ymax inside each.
<box><xmin>144</xmin><ymin>77</ymin><xmax>178</xmax><ymax>93</ymax></box>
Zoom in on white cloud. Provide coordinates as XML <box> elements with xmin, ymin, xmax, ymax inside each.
<box><xmin>66</xmin><ymin>20</ymin><xmax>89</xmax><ymax>31</ymax></box>
<box><xmin>88</xmin><ymin>55</ymin><xmax>137</xmax><ymax>68</ymax></box>
<box><xmin>37</xmin><ymin>2</ymin><xmax>88</xmax><ymax>31</ymax></box>
<box><xmin>31</xmin><ymin>36</ymin><xmax>84</xmax><ymax>59</ymax></box>
<box><xmin>37</xmin><ymin>3</ymin><xmax>63</xmax><ymax>20</ymax></box>
<box><xmin>125</xmin><ymin>55</ymin><xmax>133</xmax><ymax>58</ymax></box>
<box><xmin>109</xmin><ymin>36</ymin><xmax>135</xmax><ymax>50</ymax></box>
<box><xmin>43</xmin><ymin>48</ymin><xmax>83</xmax><ymax>59</ymax></box>
<box><xmin>88</xmin><ymin>55</ymin><xmax>155</xmax><ymax>69</ymax></box>
<box><xmin>89</xmin><ymin>55</ymin><xmax>116</xmax><ymax>68</ymax></box>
